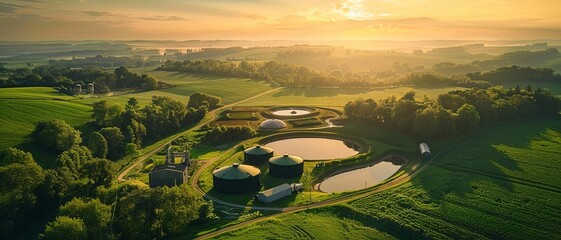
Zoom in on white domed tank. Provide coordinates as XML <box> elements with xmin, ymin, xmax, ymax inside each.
<box><xmin>260</xmin><ymin>119</ymin><xmax>286</xmax><ymax>129</ymax></box>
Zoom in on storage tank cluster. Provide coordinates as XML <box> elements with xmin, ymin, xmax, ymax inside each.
<box><xmin>212</xmin><ymin>144</ymin><xmax>305</xmax><ymax>194</ymax></box>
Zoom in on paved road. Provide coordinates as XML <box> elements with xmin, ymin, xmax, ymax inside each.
<box><xmin>117</xmin><ymin>87</ymin><xmax>283</xmax><ymax>181</ymax></box>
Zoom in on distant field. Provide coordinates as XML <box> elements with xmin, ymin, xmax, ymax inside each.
<box><xmin>0</xmin><ymin>88</ymin><xmax>91</xmax><ymax>165</ymax></box>
<box><xmin>240</xmin><ymin>86</ymin><xmax>466</xmax><ymax>108</ymax></box>
<box><xmin>74</xmin><ymin>68</ymin><xmax>276</xmax><ymax>106</ymax></box>
<box><xmin>215</xmin><ymin>116</ymin><xmax>561</xmax><ymax>239</ymax></box>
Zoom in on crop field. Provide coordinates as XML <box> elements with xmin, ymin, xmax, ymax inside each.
<box><xmin>214</xmin><ymin>116</ymin><xmax>561</xmax><ymax>239</ymax></box>
<box><xmin>72</xmin><ymin>68</ymin><xmax>276</xmax><ymax>106</ymax></box>
<box><xmin>0</xmin><ymin>88</ymin><xmax>91</xmax><ymax>150</ymax></box>
<box><xmin>215</xmin><ymin>206</ymin><xmax>397</xmax><ymax>240</ymax></box>
<box><xmin>239</xmin><ymin>86</ymin><xmax>465</xmax><ymax>109</ymax></box>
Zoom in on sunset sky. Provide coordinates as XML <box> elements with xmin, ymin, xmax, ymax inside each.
<box><xmin>0</xmin><ymin>0</ymin><xmax>560</xmax><ymax>41</ymax></box>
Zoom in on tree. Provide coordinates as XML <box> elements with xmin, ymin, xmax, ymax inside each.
<box><xmin>126</xmin><ymin>97</ymin><xmax>139</xmax><ymax>111</ymax></box>
<box><xmin>58</xmin><ymin>198</ymin><xmax>111</xmax><ymax>240</ymax></box>
<box><xmin>142</xmin><ymin>75</ymin><xmax>158</xmax><ymax>90</ymax></box>
<box><xmin>455</xmin><ymin>104</ymin><xmax>480</xmax><ymax>134</ymax></box>
<box><xmin>99</xmin><ymin>127</ymin><xmax>125</xmax><ymax>160</ymax></box>
<box><xmin>125</xmin><ymin>143</ymin><xmax>139</xmax><ymax>157</ymax></box>
<box><xmin>436</xmin><ymin>93</ymin><xmax>466</xmax><ymax>112</ymax></box>
<box><xmin>0</xmin><ymin>148</ymin><xmax>44</xmax><ymax>233</ymax></box>
<box><xmin>88</xmin><ymin>132</ymin><xmax>108</xmax><ymax>159</ymax></box>
<box><xmin>434</xmin><ymin>106</ymin><xmax>456</xmax><ymax>137</ymax></box>
<box><xmin>40</xmin><ymin>216</ymin><xmax>87</xmax><ymax>240</ymax></box>
<box><xmin>413</xmin><ymin>107</ymin><xmax>438</xmax><ymax>140</ymax></box>
<box><xmin>91</xmin><ymin>101</ymin><xmax>109</xmax><ymax>126</ymax></box>
<box><xmin>81</xmin><ymin>159</ymin><xmax>114</xmax><ymax>188</ymax></box>
<box><xmin>33</xmin><ymin>119</ymin><xmax>82</xmax><ymax>152</ymax></box>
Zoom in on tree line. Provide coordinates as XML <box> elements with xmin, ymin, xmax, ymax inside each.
<box><xmin>344</xmin><ymin>86</ymin><xmax>561</xmax><ymax>140</ymax></box>
<box><xmin>1</xmin><ymin>93</ymin><xmax>221</xmax><ymax>238</ymax></box>
<box><xmin>0</xmin><ymin>65</ymin><xmax>162</xmax><ymax>93</ymax></box>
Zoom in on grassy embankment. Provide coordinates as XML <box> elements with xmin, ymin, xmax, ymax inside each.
<box><xmin>212</xmin><ymin>116</ymin><xmax>561</xmax><ymax>239</ymax></box>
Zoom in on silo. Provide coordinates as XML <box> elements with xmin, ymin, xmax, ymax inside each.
<box><xmin>244</xmin><ymin>145</ymin><xmax>274</xmax><ymax>166</ymax></box>
<box><xmin>269</xmin><ymin>154</ymin><xmax>304</xmax><ymax>178</ymax></box>
<box><xmin>87</xmin><ymin>83</ymin><xmax>95</xmax><ymax>94</ymax></box>
<box><xmin>212</xmin><ymin>163</ymin><xmax>261</xmax><ymax>194</ymax></box>
<box><xmin>74</xmin><ymin>84</ymin><xmax>82</xmax><ymax>94</ymax></box>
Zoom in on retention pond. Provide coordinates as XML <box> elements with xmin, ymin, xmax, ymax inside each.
<box><xmin>319</xmin><ymin>158</ymin><xmax>404</xmax><ymax>193</ymax></box>
<box><xmin>264</xmin><ymin>137</ymin><xmax>359</xmax><ymax>160</ymax></box>
<box><xmin>271</xmin><ymin>108</ymin><xmax>313</xmax><ymax>117</ymax></box>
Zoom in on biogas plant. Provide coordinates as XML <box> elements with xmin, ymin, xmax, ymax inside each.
<box><xmin>148</xmin><ymin>106</ymin><xmax>427</xmax><ymax>206</ymax></box>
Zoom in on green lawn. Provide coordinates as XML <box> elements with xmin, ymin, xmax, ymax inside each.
<box><xmin>214</xmin><ymin>116</ymin><xmax>561</xmax><ymax>239</ymax></box>
<box><xmin>73</xmin><ymin>68</ymin><xmax>276</xmax><ymax>106</ymax></box>
<box><xmin>239</xmin><ymin>86</ymin><xmax>466</xmax><ymax>109</ymax></box>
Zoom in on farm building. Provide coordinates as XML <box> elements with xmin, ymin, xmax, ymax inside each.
<box><xmin>269</xmin><ymin>154</ymin><xmax>304</xmax><ymax>178</ymax></box>
<box><xmin>244</xmin><ymin>145</ymin><xmax>274</xmax><ymax>165</ymax></box>
<box><xmin>73</xmin><ymin>84</ymin><xmax>82</xmax><ymax>94</ymax></box>
<box><xmin>260</xmin><ymin>119</ymin><xmax>286</xmax><ymax>129</ymax></box>
<box><xmin>419</xmin><ymin>143</ymin><xmax>431</xmax><ymax>160</ymax></box>
<box><xmin>87</xmin><ymin>83</ymin><xmax>95</xmax><ymax>94</ymax></box>
<box><xmin>149</xmin><ymin>146</ymin><xmax>190</xmax><ymax>188</ymax></box>
<box><xmin>213</xmin><ymin>163</ymin><xmax>261</xmax><ymax>194</ymax></box>
<box><xmin>256</xmin><ymin>183</ymin><xmax>303</xmax><ymax>203</ymax></box>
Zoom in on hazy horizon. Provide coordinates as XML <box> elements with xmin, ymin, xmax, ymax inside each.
<box><xmin>1</xmin><ymin>0</ymin><xmax>560</xmax><ymax>41</ymax></box>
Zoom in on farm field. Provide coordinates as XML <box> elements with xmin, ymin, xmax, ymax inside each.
<box><xmin>214</xmin><ymin>206</ymin><xmax>397</xmax><ymax>240</ymax></box>
<box><xmin>0</xmin><ymin>87</ymin><xmax>91</xmax><ymax>151</ymax></box>
<box><xmin>73</xmin><ymin>68</ymin><xmax>276</xmax><ymax>106</ymax></box>
<box><xmin>239</xmin><ymin>86</ymin><xmax>466</xmax><ymax>109</ymax></box>
<box><xmin>214</xmin><ymin>116</ymin><xmax>561</xmax><ymax>239</ymax></box>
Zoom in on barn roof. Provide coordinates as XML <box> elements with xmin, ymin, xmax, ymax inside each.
<box><xmin>244</xmin><ymin>145</ymin><xmax>274</xmax><ymax>155</ymax></box>
<box><xmin>151</xmin><ymin>163</ymin><xmax>188</xmax><ymax>173</ymax></box>
<box><xmin>269</xmin><ymin>154</ymin><xmax>303</xmax><ymax>166</ymax></box>
<box><xmin>258</xmin><ymin>183</ymin><xmax>292</xmax><ymax>198</ymax></box>
<box><xmin>213</xmin><ymin>163</ymin><xmax>260</xmax><ymax>180</ymax></box>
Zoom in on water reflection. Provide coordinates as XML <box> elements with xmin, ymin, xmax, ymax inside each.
<box><xmin>319</xmin><ymin>159</ymin><xmax>404</xmax><ymax>193</ymax></box>
<box><xmin>272</xmin><ymin>109</ymin><xmax>312</xmax><ymax>116</ymax></box>
<box><xmin>264</xmin><ymin>138</ymin><xmax>359</xmax><ymax>160</ymax></box>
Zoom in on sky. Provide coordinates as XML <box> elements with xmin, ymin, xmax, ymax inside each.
<box><xmin>0</xmin><ymin>0</ymin><xmax>560</xmax><ymax>41</ymax></box>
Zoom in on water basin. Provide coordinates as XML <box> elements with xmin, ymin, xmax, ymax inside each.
<box><xmin>264</xmin><ymin>137</ymin><xmax>359</xmax><ymax>160</ymax></box>
<box><xmin>319</xmin><ymin>160</ymin><xmax>403</xmax><ymax>193</ymax></box>
<box><xmin>271</xmin><ymin>108</ymin><xmax>312</xmax><ymax>116</ymax></box>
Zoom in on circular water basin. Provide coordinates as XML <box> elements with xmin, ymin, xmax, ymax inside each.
<box><xmin>271</xmin><ymin>108</ymin><xmax>312</xmax><ymax>116</ymax></box>
<box><xmin>264</xmin><ymin>137</ymin><xmax>359</xmax><ymax>160</ymax></box>
<box><xmin>319</xmin><ymin>160</ymin><xmax>403</xmax><ymax>193</ymax></box>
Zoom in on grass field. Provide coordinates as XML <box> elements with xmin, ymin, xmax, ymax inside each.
<box><xmin>0</xmin><ymin>87</ymin><xmax>92</xmax><ymax>167</ymax></box>
<box><xmin>239</xmin><ymin>86</ymin><xmax>466</xmax><ymax>109</ymax></box>
<box><xmin>214</xmin><ymin>116</ymin><xmax>561</xmax><ymax>239</ymax></box>
<box><xmin>215</xmin><ymin>206</ymin><xmax>396</xmax><ymax>240</ymax></box>
<box><xmin>73</xmin><ymin>68</ymin><xmax>276</xmax><ymax>106</ymax></box>
<box><xmin>0</xmin><ymin>88</ymin><xmax>91</xmax><ymax>149</ymax></box>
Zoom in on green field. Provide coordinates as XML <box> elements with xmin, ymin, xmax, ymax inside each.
<box><xmin>239</xmin><ymin>86</ymin><xmax>466</xmax><ymax>108</ymax></box>
<box><xmin>215</xmin><ymin>206</ymin><xmax>396</xmax><ymax>240</ymax></box>
<box><xmin>0</xmin><ymin>88</ymin><xmax>91</xmax><ymax>150</ymax></box>
<box><xmin>73</xmin><ymin>68</ymin><xmax>276</xmax><ymax>106</ymax></box>
<box><xmin>215</xmin><ymin>116</ymin><xmax>561</xmax><ymax>239</ymax></box>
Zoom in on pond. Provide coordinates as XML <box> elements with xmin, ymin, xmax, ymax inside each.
<box><xmin>319</xmin><ymin>159</ymin><xmax>404</xmax><ymax>193</ymax></box>
<box><xmin>264</xmin><ymin>137</ymin><xmax>359</xmax><ymax>160</ymax></box>
<box><xmin>271</xmin><ymin>108</ymin><xmax>312</xmax><ymax>116</ymax></box>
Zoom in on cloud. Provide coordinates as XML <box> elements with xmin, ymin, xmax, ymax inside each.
<box><xmin>82</xmin><ymin>11</ymin><xmax>124</xmax><ymax>17</ymax></box>
<box><xmin>138</xmin><ymin>15</ymin><xmax>188</xmax><ymax>21</ymax></box>
<box><xmin>245</xmin><ymin>14</ymin><xmax>266</xmax><ymax>20</ymax></box>
<box><xmin>0</xmin><ymin>2</ymin><xmax>23</xmax><ymax>13</ymax></box>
